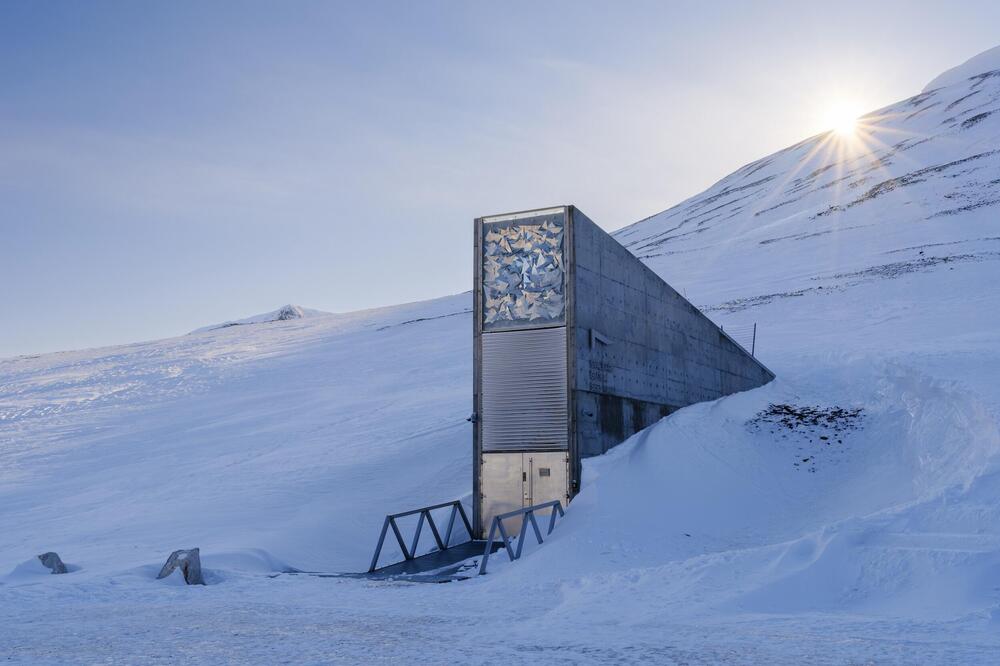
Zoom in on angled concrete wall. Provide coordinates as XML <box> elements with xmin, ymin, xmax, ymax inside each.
<box><xmin>567</xmin><ymin>207</ymin><xmax>774</xmax><ymax>465</ymax></box>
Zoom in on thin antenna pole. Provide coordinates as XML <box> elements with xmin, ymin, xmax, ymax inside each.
<box><xmin>751</xmin><ymin>323</ymin><xmax>757</xmax><ymax>356</ymax></box>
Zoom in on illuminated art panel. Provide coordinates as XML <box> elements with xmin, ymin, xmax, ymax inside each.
<box><xmin>482</xmin><ymin>217</ymin><xmax>564</xmax><ymax>330</ymax></box>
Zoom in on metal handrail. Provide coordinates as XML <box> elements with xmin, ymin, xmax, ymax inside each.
<box><xmin>479</xmin><ymin>500</ymin><xmax>565</xmax><ymax>575</ymax></box>
<box><xmin>368</xmin><ymin>500</ymin><xmax>474</xmax><ymax>573</ymax></box>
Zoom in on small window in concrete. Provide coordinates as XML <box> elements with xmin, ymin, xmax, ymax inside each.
<box><xmin>538</xmin><ymin>467</ymin><xmax>551</xmax><ymax>477</ymax></box>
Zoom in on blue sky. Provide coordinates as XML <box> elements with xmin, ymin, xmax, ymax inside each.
<box><xmin>2</xmin><ymin>1</ymin><xmax>999</xmax><ymax>357</ymax></box>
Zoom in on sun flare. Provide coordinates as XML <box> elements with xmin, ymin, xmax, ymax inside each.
<box><xmin>833</xmin><ymin>114</ymin><xmax>858</xmax><ymax>136</ymax></box>
<box><xmin>823</xmin><ymin>101</ymin><xmax>864</xmax><ymax>138</ymax></box>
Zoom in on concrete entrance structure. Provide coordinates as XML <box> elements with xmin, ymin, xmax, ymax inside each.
<box><xmin>472</xmin><ymin>205</ymin><xmax>774</xmax><ymax>537</ymax></box>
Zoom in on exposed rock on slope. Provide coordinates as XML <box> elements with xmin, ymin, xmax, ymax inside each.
<box><xmin>190</xmin><ymin>304</ymin><xmax>326</xmax><ymax>333</ymax></box>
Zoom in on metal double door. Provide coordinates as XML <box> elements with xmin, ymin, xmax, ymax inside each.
<box><xmin>480</xmin><ymin>451</ymin><xmax>568</xmax><ymax>535</ymax></box>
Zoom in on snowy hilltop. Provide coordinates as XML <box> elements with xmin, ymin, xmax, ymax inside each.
<box><xmin>190</xmin><ymin>304</ymin><xmax>327</xmax><ymax>333</ymax></box>
<box><xmin>924</xmin><ymin>44</ymin><xmax>1000</xmax><ymax>91</ymax></box>
<box><xmin>2</xmin><ymin>47</ymin><xmax>1000</xmax><ymax>663</ymax></box>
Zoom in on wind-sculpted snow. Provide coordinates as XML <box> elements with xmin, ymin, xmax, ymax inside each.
<box><xmin>4</xmin><ymin>288</ymin><xmax>1000</xmax><ymax>662</ymax></box>
<box><xmin>4</xmin><ymin>51</ymin><xmax>1000</xmax><ymax>663</ymax></box>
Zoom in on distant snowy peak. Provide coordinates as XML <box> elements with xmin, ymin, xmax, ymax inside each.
<box><xmin>924</xmin><ymin>45</ymin><xmax>1000</xmax><ymax>92</ymax></box>
<box><xmin>191</xmin><ymin>305</ymin><xmax>327</xmax><ymax>334</ymax></box>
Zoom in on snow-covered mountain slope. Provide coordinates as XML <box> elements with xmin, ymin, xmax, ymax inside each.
<box><xmin>616</xmin><ymin>46</ymin><xmax>1000</xmax><ymax>320</ymax></box>
<box><xmin>190</xmin><ymin>303</ymin><xmax>327</xmax><ymax>333</ymax></box>
<box><xmin>3</xmin><ymin>49</ymin><xmax>1000</xmax><ymax>663</ymax></box>
<box><xmin>0</xmin><ymin>294</ymin><xmax>472</xmax><ymax>572</ymax></box>
<box><xmin>925</xmin><ymin>45</ymin><xmax>1000</xmax><ymax>92</ymax></box>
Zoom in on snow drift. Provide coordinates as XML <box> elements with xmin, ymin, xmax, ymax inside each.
<box><xmin>3</xmin><ymin>47</ymin><xmax>1000</xmax><ymax>663</ymax></box>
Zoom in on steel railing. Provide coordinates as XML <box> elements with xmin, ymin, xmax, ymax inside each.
<box><xmin>478</xmin><ymin>500</ymin><xmax>565</xmax><ymax>575</ymax></box>
<box><xmin>720</xmin><ymin>322</ymin><xmax>758</xmax><ymax>356</ymax></box>
<box><xmin>368</xmin><ymin>500</ymin><xmax>474</xmax><ymax>573</ymax></box>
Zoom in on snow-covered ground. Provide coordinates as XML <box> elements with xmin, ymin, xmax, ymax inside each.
<box><xmin>3</xmin><ymin>49</ymin><xmax>1000</xmax><ymax>664</ymax></box>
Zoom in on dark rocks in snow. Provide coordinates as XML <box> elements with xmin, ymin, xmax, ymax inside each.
<box><xmin>961</xmin><ymin>111</ymin><xmax>995</xmax><ymax>129</ymax></box>
<box><xmin>749</xmin><ymin>403</ymin><xmax>864</xmax><ymax>432</ymax></box>
<box><xmin>709</xmin><ymin>248</ymin><xmax>1000</xmax><ymax>314</ymax></box>
<box><xmin>273</xmin><ymin>305</ymin><xmax>305</xmax><ymax>321</ymax></box>
<box><xmin>192</xmin><ymin>304</ymin><xmax>315</xmax><ymax>334</ymax></box>
<box><xmin>747</xmin><ymin>403</ymin><xmax>865</xmax><ymax>474</ymax></box>
<box><xmin>37</xmin><ymin>552</ymin><xmax>68</xmax><ymax>574</ymax></box>
<box><xmin>157</xmin><ymin>548</ymin><xmax>205</xmax><ymax>585</ymax></box>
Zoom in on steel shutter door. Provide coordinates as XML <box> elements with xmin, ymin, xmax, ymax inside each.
<box><xmin>481</xmin><ymin>326</ymin><xmax>568</xmax><ymax>451</ymax></box>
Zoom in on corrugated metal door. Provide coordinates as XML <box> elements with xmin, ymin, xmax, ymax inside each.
<box><xmin>481</xmin><ymin>326</ymin><xmax>568</xmax><ymax>451</ymax></box>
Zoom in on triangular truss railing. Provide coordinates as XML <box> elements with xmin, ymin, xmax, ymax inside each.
<box><xmin>368</xmin><ymin>500</ymin><xmax>474</xmax><ymax>573</ymax></box>
<box><xmin>479</xmin><ymin>500</ymin><xmax>565</xmax><ymax>575</ymax></box>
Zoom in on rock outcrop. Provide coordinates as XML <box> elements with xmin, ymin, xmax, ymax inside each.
<box><xmin>37</xmin><ymin>552</ymin><xmax>68</xmax><ymax>574</ymax></box>
<box><xmin>156</xmin><ymin>548</ymin><xmax>205</xmax><ymax>585</ymax></box>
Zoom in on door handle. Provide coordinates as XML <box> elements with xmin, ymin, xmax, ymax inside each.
<box><xmin>529</xmin><ymin>457</ymin><xmax>534</xmax><ymax>502</ymax></box>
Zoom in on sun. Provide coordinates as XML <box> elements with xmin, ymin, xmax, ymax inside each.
<box><xmin>832</xmin><ymin>113</ymin><xmax>858</xmax><ymax>137</ymax></box>
<box><xmin>823</xmin><ymin>101</ymin><xmax>863</xmax><ymax>138</ymax></box>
